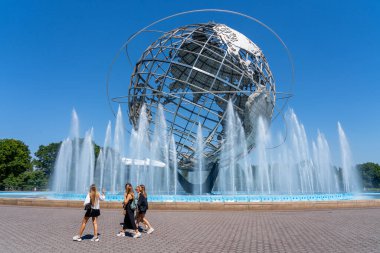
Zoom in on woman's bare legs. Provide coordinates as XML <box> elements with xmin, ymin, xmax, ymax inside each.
<box><xmin>135</xmin><ymin>211</ymin><xmax>139</xmax><ymax>228</ymax></box>
<box><xmin>135</xmin><ymin>213</ymin><xmax>144</xmax><ymax>229</ymax></box>
<box><xmin>78</xmin><ymin>217</ymin><xmax>89</xmax><ymax>237</ymax></box>
<box><xmin>136</xmin><ymin>213</ymin><xmax>142</xmax><ymax>227</ymax></box>
<box><xmin>140</xmin><ymin>214</ymin><xmax>152</xmax><ymax>229</ymax></box>
<box><xmin>132</xmin><ymin>213</ymin><xmax>140</xmax><ymax>236</ymax></box>
<box><xmin>92</xmin><ymin>217</ymin><xmax>98</xmax><ymax>238</ymax></box>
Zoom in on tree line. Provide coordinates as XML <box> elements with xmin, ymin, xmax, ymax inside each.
<box><xmin>0</xmin><ymin>138</ymin><xmax>379</xmax><ymax>191</ymax></box>
<box><xmin>0</xmin><ymin>138</ymin><xmax>99</xmax><ymax>191</ymax></box>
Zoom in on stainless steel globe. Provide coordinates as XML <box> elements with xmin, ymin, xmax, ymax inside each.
<box><xmin>128</xmin><ymin>22</ymin><xmax>276</xmax><ymax>169</ymax></box>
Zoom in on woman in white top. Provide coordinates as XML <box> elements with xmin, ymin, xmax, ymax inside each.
<box><xmin>73</xmin><ymin>184</ymin><xmax>105</xmax><ymax>242</ymax></box>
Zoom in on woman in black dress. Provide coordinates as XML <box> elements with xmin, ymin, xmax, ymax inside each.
<box><xmin>136</xmin><ymin>184</ymin><xmax>154</xmax><ymax>234</ymax></box>
<box><xmin>117</xmin><ymin>183</ymin><xmax>141</xmax><ymax>238</ymax></box>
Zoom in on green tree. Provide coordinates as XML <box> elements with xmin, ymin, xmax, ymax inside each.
<box><xmin>94</xmin><ymin>142</ymin><xmax>100</xmax><ymax>159</ymax></box>
<box><xmin>33</xmin><ymin>142</ymin><xmax>61</xmax><ymax>177</ymax></box>
<box><xmin>18</xmin><ymin>170</ymin><xmax>48</xmax><ymax>190</ymax></box>
<box><xmin>357</xmin><ymin>162</ymin><xmax>380</xmax><ymax>189</ymax></box>
<box><xmin>3</xmin><ymin>174</ymin><xmax>22</xmax><ymax>190</ymax></box>
<box><xmin>0</xmin><ymin>139</ymin><xmax>32</xmax><ymax>190</ymax></box>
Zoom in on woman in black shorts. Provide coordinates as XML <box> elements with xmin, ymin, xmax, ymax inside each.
<box><xmin>137</xmin><ymin>184</ymin><xmax>154</xmax><ymax>234</ymax></box>
<box><xmin>73</xmin><ymin>184</ymin><xmax>105</xmax><ymax>242</ymax></box>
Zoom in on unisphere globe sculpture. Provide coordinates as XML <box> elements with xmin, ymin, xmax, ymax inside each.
<box><xmin>128</xmin><ymin>22</ymin><xmax>275</xmax><ymax>171</ymax></box>
<box><xmin>52</xmin><ymin>16</ymin><xmax>358</xmax><ymax>198</ymax></box>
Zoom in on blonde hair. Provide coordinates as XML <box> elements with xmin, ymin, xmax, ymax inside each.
<box><xmin>125</xmin><ymin>183</ymin><xmax>134</xmax><ymax>199</ymax></box>
<box><xmin>140</xmin><ymin>184</ymin><xmax>147</xmax><ymax>198</ymax></box>
<box><xmin>89</xmin><ymin>184</ymin><xmax>99</xmax><ymax>206</ymax></box>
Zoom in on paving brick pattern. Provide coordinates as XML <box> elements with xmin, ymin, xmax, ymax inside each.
<box><xmin>0</xmin><ymin>205</ymin><xmax>379</xmax><ymax>253</ymax></box>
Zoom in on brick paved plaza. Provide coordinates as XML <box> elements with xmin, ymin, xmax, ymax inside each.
<box><xmin>0</xmin><ymin>205</ymin><xmax>379</xmax><ymax>253</ymax></box>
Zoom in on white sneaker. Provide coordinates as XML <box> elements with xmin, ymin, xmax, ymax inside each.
<box><xmin>147</xmin><ymin>228</ymin><xmax>154</xmax><ymax>234</ymax></box>
<box><xmin>133</xmin><ymin>232</ymin><xmax>141</xmax><ymax>238</ymax></box>
<box><xmin>91</xmin><ymin>236</ymin><xmax>99</xmax><ymax>242</ymax></box>
<box><xmin>73</xmin><ymin>235</ymin><xmax>82</xmax><ymax>241</ymax></box>
<box><xmin>117</xmin><ymin>231</ymin><xmax>125</xmax><ymax>237</ymax></box>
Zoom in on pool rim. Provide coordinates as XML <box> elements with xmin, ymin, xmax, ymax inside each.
<box><xmin>1</xmin><ymin>197</ymin><xmax>380</xmax><ymax>211</ymax></box>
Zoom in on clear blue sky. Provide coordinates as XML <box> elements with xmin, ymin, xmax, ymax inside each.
<box><xmin>0</xmin><ymin>0</ymin><xmax>379</xmax><ymax>164</ymax></box>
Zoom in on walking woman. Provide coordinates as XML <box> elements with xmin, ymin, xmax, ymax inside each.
<box><xmin>73</xmin><ymin>184</ymin><xmax>106</xmax><ymax>242</ymax></box>
<box><xmin>137</xmin><ymin>184</ymin><xmax>154</xmax><ymax>234</ymax></box>
<box><xmin>117</xmin><ymin>183</ymin><xmax>141</xmax><ymax>238</ymax></box>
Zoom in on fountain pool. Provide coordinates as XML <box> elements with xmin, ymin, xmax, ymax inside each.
<box><xmin>1</xmin><ymin>192</ymin><xmax>380</xmax><ymax>203</ymax></box>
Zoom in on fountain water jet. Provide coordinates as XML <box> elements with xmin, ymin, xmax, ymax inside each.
<box><xmin>214</xmin><ymin>100</ymin><xmax>254</xmax><ymax>194</ymax></box>
<box><xmin>52</xmin><ymin>105</ymin><xmax>360</xmax><ymax>198</ymax></box>
<box><xmin>169</xmin><ymin>134</ymin><xmax>178</xmax><ymax>195</ymax></box>
<box><xmin>338</xmin><ymin>122</ymin><xmax>360</xmax><ymax>192</ymax></box>
<box><xmin>254</xmin><ymin>117</ymin><xmax>272</xmax><ymax>194</ymax></box>
<box><xmin>114</xmin><ymin>106</ymin><xmax>125</xmax><ymax>192</ymax></box>
<box><xmin>195</xmin><ymin>123</ymin><xmax>204</xmax><ymax>194</ymax></box>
